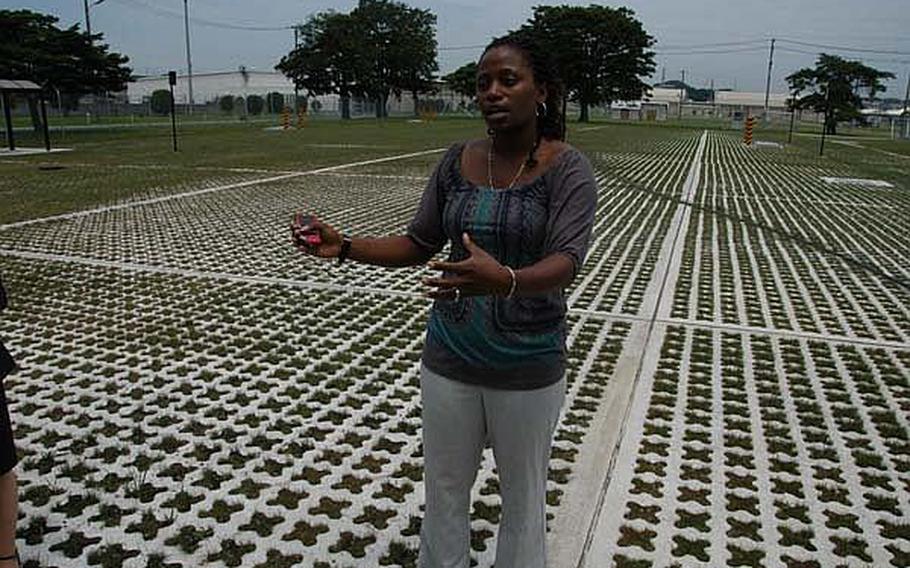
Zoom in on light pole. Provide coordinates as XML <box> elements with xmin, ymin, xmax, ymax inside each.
<box><xmin>787</xmin><ymin>93</ymin><xmax>797</xmax><ymax>144</ymax></box>
<box><xmin>83</xmin><ymin>0</ymin><xmax>92</xmax><ymax>37</ymax></box>
<box><xmin>902</xmin><ymin>70</ymin><xmax>909</xmax><ymax>139</ymax></box>
<box><xmin>54</xmin><ymin>86</ymin><xmax>63</xmax><ymax>116</ymax></box>
<box><xmin>819</xmin><ymin>85</ymin><xmax>831</xmax><ymax>157</ymax></box>
<box><xmin>763</xmin><ymin>38</ymin><xmax>775</xmax><ymax>121</ymax></box>
<box><xmin>183</xmin><ymin>0</ymin><xmax>195</xmax><ymax>114</ymax></box>
<box><xmin>678</xmin><ymin>70</ymin><xmax>686</xmax><ymax>120</ymax></box>
<box><xmin>293</xmin><ymin>27</ymin><xmax>300</xmax><ymax>113</ymax></box>
<box><xmin>83</xmin><ymin>0</ymin><xmax>108</xmax><ymax>41</ymax></box>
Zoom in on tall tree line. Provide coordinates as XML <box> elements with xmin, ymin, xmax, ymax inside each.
<box><xmin>444</xmin><ymin>5</ymin><xmax>656</xmax><ymax>123</ymax></box>
<box><xmin>0</xmin><ymin>9</ymin><xmax>132</xmax><ymax>113</ymax></box>
<box><xmin>281</xmin><ymin>3</ymin><xmax>657</xmax><ymax>123</ymax></box>
<box><xmin>276</xmin><ymin>0</ymin><xmax>437</xmax><ymax>119</ymax></box>
<box><xmin>787</xmin><ymin>54</ymin><xmax>894</xmax><ymax>135</ymax></box>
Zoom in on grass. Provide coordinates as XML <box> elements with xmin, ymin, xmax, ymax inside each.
<box><xmin>2</xmin><ymin>116</ymin><xmax>908</xmax><ymax>567</ymax></box>
<box><xmin>7</xmin><ymin>113</ymin><xmax>901</xmax><ymax>226</ymax></box>
<box><xmin>0</xmin><ymin>116</ymin><xmax>731</xmax><ymax>225</ymax></box>
<box><xmin>0</xmin><ymin>118</ymin><xmax>471</xmax><ymax>224</ymax></box>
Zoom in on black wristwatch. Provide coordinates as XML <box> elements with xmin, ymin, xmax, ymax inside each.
<box><xmin>337</xmin><ymin>235</ymin><xmax>353</xmax><ymax>265</ymax></box>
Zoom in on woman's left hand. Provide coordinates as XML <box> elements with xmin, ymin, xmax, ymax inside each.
<box><xmin>423</xmin><ymin>233</ymin><xmax>511</xmax><ymax>300</ymax></box>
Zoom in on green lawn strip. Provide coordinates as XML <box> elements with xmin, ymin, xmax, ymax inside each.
<box><xmin>788</xmin><ymin>136</ymin><xmax>910</xmax><ymax>189</ymax></box>
<box><xmin>0</xmin><ymin>119</ymin><xmax>480</xmax><ymax>224</ymax></box>
<box><xmin>1</xmin><ymin>118</ymin><xmax>697</xmax><ymax>225</ymax></box>
<box><xmin>0</xmin><ymin>163</ymin><xmax>269</xmax><ymax>224</ymax></box>
<box><xmin>5</xmin><ymin>118</ymin><xmax>902</xmax><ymax>227</ymax></box>
<box><xmin>858</xmin><ymin>138</ymin><xmax>910</xmax><ymax>157</ymax></box>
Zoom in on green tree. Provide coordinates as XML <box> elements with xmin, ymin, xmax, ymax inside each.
<box><xmin>276</xmin><ymin>1</ymin><xmax>437</xmax><ymax>119</ymax></box>
<box><xmin>247</xmin><ymin>94</ymin><xmax>265</xmax><ymax>115</ymax></box>
<box><xmin>149</xmin><ymin>89</ymin><xmax>171</xmax><ymax>115</ymax></box>
<box><xmin>219</xmin><ymin>95</ymin><xmax>234</xmax><ymax>114</ymax></box>
<box><xmin>517</xmin><ymin>5</ymin><xmax>655</xmax><ymax>122</ymax></box>
<box><xmin>384</xmin><ymin>2</ymin><xmax>438</xmax><ymax>117</ymax></box>
<box><xmin>786</xmin><ymin>53</ymin><xmax>895</xmax><ymax>135</ymax></box>
<box><xmin>444</xmin><ymin>62</ymin><xmax>478</xmax><ymax>99</ymax></box>
<box><xmin>0</xmin><ymin>9</ymin><xmax>132</xmax><ymax>111</ymax></box>
<box><xmin>353</xmin><ymin>0</ymin><xmax>438</xmax><ymax>118</ymax></box>
<box><xmin>276</xmin><ymin>11</ymin><xmax>365</xmax><ymax>119</ymax></box>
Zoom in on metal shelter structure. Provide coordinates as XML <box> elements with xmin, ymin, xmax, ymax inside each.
<box><xmin>0</xmin><ymin>79</ymin><xmax>51</xmax><ymax>152</ymax></box>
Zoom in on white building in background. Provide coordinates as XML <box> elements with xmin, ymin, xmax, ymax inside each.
<box><xmin>609</xmin><ymin>100</ymin><xmax>670</xmax><ymax>121</ymax></box>
<box><xmin>129</xmin><ymin>69</ymin><xmax>357</xmax><ymax>114</ymax></box>
<box><xmin>128</xmin><ymin>70</ymin><xmax>297</xmax><ymax>105</ymax></box>
<box><xmin>126</xmin><ymin>70</ymin><xmax>463</xmax><ymax>117</ymax></box>
<box><xmin>861</xmin><ymin>107</ymin><xmax>910</xmax><ymax>139</ymax></box>
<box><xmin>713</xmin><ymin>90</ymin><xmax>789</xmax><ymax>116</ymax></box>
<box><xmin>608</xmin><ymin>86</ymin><xmax>795</xmax><ymax>122</ymax></box>
<box><xmin>645</xmin><ymin>87</ymin><xmax>686</xmax><ymax>105</ymax></box>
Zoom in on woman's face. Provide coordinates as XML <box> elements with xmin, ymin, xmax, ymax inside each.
<box><xmin>477</xmin><ymin>45</ymin><xmax>546</xmax><ymax>133</ymax></box>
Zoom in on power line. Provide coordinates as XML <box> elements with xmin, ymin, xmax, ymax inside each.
<box><xmin>777</xmin><ymin>37</ymin><xmax>910</xmax><ymax>56</ymax></box>
<box><xmin>656</xmin><ymin>39</ymin><xmax>767</xmax><ymax>49</ymax></box>
<box><xmin>655</xmin><ymin>46</ymin><xmax>768</xmax><ymax>56</ymax></box>
<box><xmin>776</xmin><ymin>46</ymin><xmax>910</xmax><ymax>65</ymax></box>
<box><xmin>439</xmin><ymin>40</ymin><xmax>772</xmax><ymax>55</ymax></box>
<box><xmin>90</xmin><ymin>3</ymin><xmax>910</xmax><ymax>67</ymax></box>
<box><xmin>437</xmin><ymin>44</ymin><xmax>486</xmax><ymax>52</ymax></box>
<box><xmin>116</xmin><ymin>0</ymin><xmax>293</xmax><ymax>31</ymax></box>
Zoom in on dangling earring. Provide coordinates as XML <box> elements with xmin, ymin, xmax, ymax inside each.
<box><xmin>537</xmin><ymin>102</ymin><xmax>547</xmax><ymax>118</ymax></box>
<box><xmin>487</xmin><ymin>127</ymin><xmax>495</xmax><ymax>137</ymax></box>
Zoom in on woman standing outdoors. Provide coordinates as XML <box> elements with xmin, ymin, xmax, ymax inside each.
<box><xmin>293</xmin><ymin>33</ymin><xmax>597</xmax><ymax>568</ymax></box>
<box><xmin>0</xmin><ymin>276</ymin><xmax>19</xmax><ymax>568</ymax></box>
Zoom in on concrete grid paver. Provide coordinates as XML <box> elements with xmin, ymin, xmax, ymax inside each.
<box><xmin>0</xmin><ymin>130</ymin><xmax>907</xmax><ymax>568</ymax></box>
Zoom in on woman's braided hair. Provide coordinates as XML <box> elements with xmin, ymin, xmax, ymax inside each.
<box><xmin>481</xmin><ymin>32</ymin><xmax>566</xmax><ymax>167</ymax></box>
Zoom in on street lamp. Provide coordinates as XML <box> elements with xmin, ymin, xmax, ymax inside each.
<box><xmin>183</xmin><ymin>0</ymin><xmax>195</xmax><ymax>113</ymax></box>
<box><xmin>83</xmin><ymin>0</ymin><xmax>106</xmax><ymax>40</ymax></box>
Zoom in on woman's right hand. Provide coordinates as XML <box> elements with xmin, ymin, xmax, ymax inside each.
<box><xmin>291</xmin><ymin>213</ymin><xmax>343</xmax><ymax>259</ymax></box>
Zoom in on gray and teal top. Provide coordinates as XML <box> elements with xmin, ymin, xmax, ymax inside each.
<box><xmin>407</xmin><ymin>142</ymin><xmax>597</xmax><ymax>390</ymax></box>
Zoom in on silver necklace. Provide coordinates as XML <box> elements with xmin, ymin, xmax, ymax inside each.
<box><xmin>487</xmin><ymin>141</ymin><xmax>526</xmax><ymax>190</ymax></box>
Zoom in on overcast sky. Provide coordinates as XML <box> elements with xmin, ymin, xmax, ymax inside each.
<box><xmin>6</xmin><ymin>0</ymin><xmax>910</xmax><ymax>95</ymax></box>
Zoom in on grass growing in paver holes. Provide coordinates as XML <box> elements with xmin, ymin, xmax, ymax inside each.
<box><xmin>4</xmin><ymin>125</ymin><xmax>909</xmax><ymax>567</ymax></box>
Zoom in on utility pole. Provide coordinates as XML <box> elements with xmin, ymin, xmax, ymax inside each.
<box><xmin>83</xmin><ymin>0</ymin><xmax>92</xmax><ymax>38</ymax></box>
<box><xmin>903</xmin><ymin>70</ymin><xmax>909</xmax><ymax>114</ymax></box>
<box><xmin>168</xmin><ymin>71</ymin><xmax>178</xmax><ymax>152</ymax></box>
<box><xmin>902</xmin><ymin>70</ymin><xmax>910</xmax><ymax>140</ymax></box>
<box><xmin>183</xmin><ymin>0</ymin><xmax>195</xmax><ymax>114</ymax></box>
<box><xmin>678</xmin><ymin>70</ymin><xmax>685</xmax><ymax>120</ymax></box>
<box><xmin>787</xmin><ymin>89</ymin><xmax>797</xmax><ymax>144</ymax></box>
<box><xmin>819</xmin><ymin>85</ymin><xmax>830</xmax><ymax>156</ymax></box>
<box><xmin>764</xmin><ymin>38</ymin><xmax>775</xmax><ymax>121</ymax></box>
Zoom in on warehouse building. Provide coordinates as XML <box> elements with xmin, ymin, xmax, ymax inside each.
<box><xmin>127</xmin><ymin>69</ymin><xmax>462</xmax><ymax>117</ymax></box>
<box><xmin>610</xmin><ymin>87</ymin><xmax>793</xmax><ymax>123</ymax></box>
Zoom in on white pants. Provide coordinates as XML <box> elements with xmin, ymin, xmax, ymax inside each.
<box><xmin>418</xmin><ymin>364</ymin><xmax>565</xmax><ymax>568</ymax></box>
